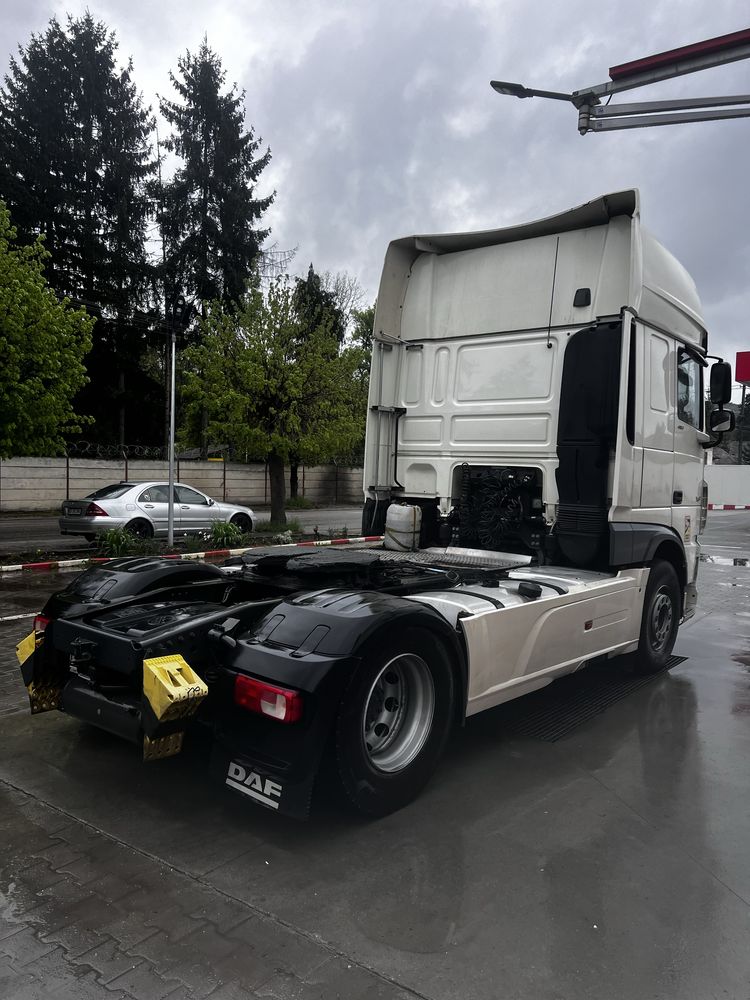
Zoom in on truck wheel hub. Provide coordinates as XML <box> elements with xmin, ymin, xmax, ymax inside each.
<box><xmin>362</xmin><ymin>654</ymin><xmax>435</xmax><ymax>773</ymax></box>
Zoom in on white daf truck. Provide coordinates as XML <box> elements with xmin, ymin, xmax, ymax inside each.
<box><xmin>20</xmin><ymin>189</ymin><xmax>734</xmax><ymax>818</ymax></box>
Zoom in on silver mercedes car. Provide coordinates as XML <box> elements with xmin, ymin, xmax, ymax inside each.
<box><xmin>59</xmin><ymin>482</ymin><xmax>255</xmax><ymax>540</ymax></box>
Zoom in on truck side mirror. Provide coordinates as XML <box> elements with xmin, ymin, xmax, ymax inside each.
<box><xmin>709</xmin><ymin>361</ymin><xmax>732</xmax><ymax>404</ymax></box>
<box><xmin>709</xmin><ymin>408</ymin><xmax>735</xmax><ymax>433</ymax></box>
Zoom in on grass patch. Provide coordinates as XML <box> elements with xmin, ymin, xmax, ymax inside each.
<box><xmin>254</xmin><ymin>518</ymin><xmax>303</xmax><ymax>534</ymax></box>
<box><xmin>286</xmin><ymin>496</ymin><xmax>316</xmax><ymax>510</ymax></box>
<box><xmin>96</xmin><ymin>527</ymin><xmax>160</xmax><ymax>557</ymax></box>
<box><xmin>208</xmin><ymin>520</ymin><xmax>243</xmax><ymax>548</ymax></box>
<box><xmin>327</xmin><ymin>526</ymin><xmax>350</xmax><ymax>539</ymax></box>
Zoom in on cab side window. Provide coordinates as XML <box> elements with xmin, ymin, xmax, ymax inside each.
<box><xmin>677</xmin><ymin>350</ymin><xmax>702</xmax><ymax>430</ymax></box>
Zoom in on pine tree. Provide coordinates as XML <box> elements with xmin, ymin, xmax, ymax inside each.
<box><xmin>159</xmin><ymin>39</ymin><xmax>273</xmax><ymax>308</ymax></box>
<box><xmin>294</xmin><ymin>264</ymin><xmax>347</xmax><ymax>345</ymax></box>
<box><xmin>0</xmin><ymin>14</ymin><xmax>154</xmax><ymax>309</ymax></box>
<box><xmin>0</xmin><ymin>14</ymin><xmax>157</xmax><ymax>444</ymax></box>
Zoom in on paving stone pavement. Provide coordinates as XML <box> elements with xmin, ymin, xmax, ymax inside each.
<box><xmin>0</xmin><ymin>784</ymin><xmax>415</xmax><ymax>1000</ymax></box>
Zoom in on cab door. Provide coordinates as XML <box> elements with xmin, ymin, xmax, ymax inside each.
<box><xmin>640</xmin><ymin>330</ymin><xmax>674</xmax><ymax>514</ymax></box>
<box><xmin>673</xmin><ymin>348</ymin><xmax>704</xmax><ymax>549</ymax></box>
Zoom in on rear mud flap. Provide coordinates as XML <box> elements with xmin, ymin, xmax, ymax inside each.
<box><xmin>16</xmin><ymin>633</ymin><xmax>65</xmax><ymax>714</ymax></box>
<box><xmin>210</xmin><ymin>746</ymin><xmax>317</xmax><ymax>820</ymax></box>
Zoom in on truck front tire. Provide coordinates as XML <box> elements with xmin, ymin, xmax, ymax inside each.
<box><xmin>634</xmin><ymin>559</ymin><xmax>680</xmax><ymax>674</ymax></box>
<box><xmin>334</xmin><ymin>627</ymin><xmax>455</xmax><ymax>817</ymax></box>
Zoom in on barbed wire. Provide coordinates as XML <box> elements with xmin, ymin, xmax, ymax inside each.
<box><xmin>63</xmin><ymin>441</ymin><xmax>365</xmax><ymax>466</ymax></box>
<box><xmin>65</xmin><ymin>441</ymin><xmax>166</xmax><ymax>460</ymax></box>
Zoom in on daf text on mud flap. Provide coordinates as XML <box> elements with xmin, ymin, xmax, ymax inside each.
<box><xmin>226</xmin><ymin>762</ymin><xmax>283</xmax><ymax>809</ymax></box>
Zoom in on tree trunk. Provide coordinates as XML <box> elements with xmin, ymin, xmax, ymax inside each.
<box><xmin>268</xmin><ymin>452</ymin><xmax>286</xmax><ymax>525</ymax></box>
<box><xmin>200</xmin><ymin>406</ymin><xmax>208</xmax><ymax>461</ymax></box>
<box><xmin>118</xmin><ymin>369</ymin><xmax>126</xmax><ymax>447</ymax></box>
<box><xmin>289</xmin><ymin>459</ymin><xmax>299</xmax><ymax>499</ymax></box>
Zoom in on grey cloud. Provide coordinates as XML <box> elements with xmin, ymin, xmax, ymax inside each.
<box><xmin>2</xmin><ymin>0</ymin><xmax>749</xmax><ymax>371</ymax></box>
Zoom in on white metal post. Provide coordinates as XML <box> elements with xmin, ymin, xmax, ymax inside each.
<box><xmin>167</xmin><ymin>326</ymin><xmax>176</xmax><ymax>546</ymax></box>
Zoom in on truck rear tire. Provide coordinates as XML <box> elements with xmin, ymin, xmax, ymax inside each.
<box><xmin>334</xmin><ymin>627</ymin><xmax>455</xmax><ymax>817</ymax></box>
<box><xmin>634</xmin><ymin>560</ymin><xmax>680</xmax><ymax>674</ymax></box>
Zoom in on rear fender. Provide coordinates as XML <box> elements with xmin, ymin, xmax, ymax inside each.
<box><xmin>42</xmin><ymin>557</ymin><xmax>226</xmax><ymax>621</ymax></box>
<box><xmin>213</xmin><ymin>589</ymin><xmax>468</xmax><ymax>819</ymax></box>
<box><xmin>227</xmin><ymin>588</ymin><xmax>466</xmax><ymax>697</ymax></box>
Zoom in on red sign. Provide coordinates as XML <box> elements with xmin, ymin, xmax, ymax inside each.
<box><xmin>737</xmin><ymin>351</ymin><xmax>750</xmax><ymax>385</ymax></box>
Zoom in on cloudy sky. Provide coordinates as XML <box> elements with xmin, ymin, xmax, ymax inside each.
<box><xmin>2</xmin><ymin>0</ymin><xmax>749</xmax><ymax>389</ymax></box>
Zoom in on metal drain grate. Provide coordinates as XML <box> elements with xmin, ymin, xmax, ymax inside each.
<box><xmin>376</xmin><ymin>548</ymin><xmax>526</xmax><ymax>570</ymax></box>
<box><xmin>505</xmin><ymin>655</ymin><xmax>688</xmax><ymax>742</ymax></box>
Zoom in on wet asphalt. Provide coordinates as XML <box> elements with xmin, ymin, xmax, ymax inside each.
<box><xmin>0</xmin><ymin>513</ymin><xmax>749</xmax><ymax>999</ymax></box>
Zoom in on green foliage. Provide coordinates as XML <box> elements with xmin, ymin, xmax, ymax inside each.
<box><xmin>179</xmin><ymin>277</ymin><xmax>367</xmax><ymax>519</ymax></box>
<box><xmin>0</xmin><ymin>13</ymin><xmax>159</xmax><ymax>445</ymax></box>
<box><xmin>327</xmin><ymin>526</ymin><xmax>350</xmax><ymax>540</ymax></box>
<box><xmin>351</xmin><ymin>302</ymin><xmax>376</xmax><ymax>356</ymax></box>
<box><xmin>159</xmin><ymin>38</ymin><xmax>273</xmax><ymax>307</ymax></box>
<box><xmin>0</xmin><ymin>203</ymin><xmax>93</xmax><ymax>457</ymax></box>
<box><xmin>96</xmin><ymin>527</ymin><xmax>136</xmax><ymax>557</ymax></box>
<box><xmin>347</xmin><ymin>300</ymin><xmax>376</xmax><ymax>461</ymax></box>
<box><xmin>0</xmin><ymin>14</ymin><xmax>155</xmax><ymax>312</ymax></box>
<box><xmin>286</xmin><ymin>495</ymin><xmax>316</xmax><ymax>510</ymax></box>
<box><xmin>294</xmin><ymin>264</ymin><xmax>346</xmax><ymax>345</ymax></box>
<box><xmin>209</xmin><ymin>520</ymin><xmax>243</xmax><ymax>548</ymax></box>
<box><xmin>183</xmin><ymin>532</ymin><xmax>211</xmax><ymax>552</ymax></box>
<box><xmin>254</xmin><ymin>519</ymin><xmax>303</xmax><ymax>534</ymax></box>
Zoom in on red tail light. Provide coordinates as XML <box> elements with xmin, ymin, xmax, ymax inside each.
<box><xmin>34</xmin><ymin>614</ymin><xmax>50</xmax><ymax>634</ymax></box>
<box><xmin>85</xmin><ymin>502</ymin><xmax>109</xmax><ymax>517</ymax></box>
<box><xmin>233</xmin><ymin>675</ymin><xmax>303</xmax><ymax>723</ymax></box>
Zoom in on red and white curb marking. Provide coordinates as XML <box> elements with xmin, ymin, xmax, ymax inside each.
<box><xmin>0</xmin><ymin>535</ymin><xmax>385</xmax><ymax>575</ymax></box>
<box><xmin>707</xmin><ymin>504</ymin><xmax>750</xmax><ymax>510</ymax></box>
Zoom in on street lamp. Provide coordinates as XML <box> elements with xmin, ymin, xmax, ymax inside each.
<box><xmin>490</xmin><ymin>80</ymin><xmax>577</xmax><ymax>103</ymax></box>
<box><xmin>491</xmin><ymin>28</ymin><xmax>750</xmax><ymax>134</ymax></box>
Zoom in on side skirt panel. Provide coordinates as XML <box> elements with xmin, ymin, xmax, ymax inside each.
<box><xmin>456</xmin><ymin>568</ymin><xmax>648</xmax><ymax>716</ymax></box>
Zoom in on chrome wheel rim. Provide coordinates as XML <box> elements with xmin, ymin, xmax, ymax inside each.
<box><xmin>649</xmin><ymin>590</ymin><xmax>674</xmax><ymax>652</ymax></box>
<box><xmin>362</xmin><ymin>654</ymin><xmax>435</xmax><ymax>773</ymax></box>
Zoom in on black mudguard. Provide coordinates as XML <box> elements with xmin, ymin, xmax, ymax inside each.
<box><xmin>211</xmin><ymin>588</ymin><xmax>467</xmax><ymax>819</ymax></box>
<box><xmin>41</xmin><ymin>557</ymin><xmax>226</xmax><ymax>621</ymax></box>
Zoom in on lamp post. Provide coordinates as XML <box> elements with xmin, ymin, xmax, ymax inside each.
<box><xmin>167</xmin><ymin>295</ymin><xmax>186</xmax><ymax>547</ymax></box>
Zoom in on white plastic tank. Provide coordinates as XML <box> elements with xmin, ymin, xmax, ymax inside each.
<box><xmin>384</xmin><ymin>503</ymin><xmax>422</xmax><ymax>551</ymax></box>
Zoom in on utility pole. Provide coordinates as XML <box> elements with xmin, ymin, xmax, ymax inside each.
<box><xmin>166</xmin><ymin>295</ymin><xmax>186</xmax><ymax>547</ymax></box>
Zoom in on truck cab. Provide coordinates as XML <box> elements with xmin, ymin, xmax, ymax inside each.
<box><xmin>362</xmin><ymin>189</ymin><xmax>729</xmax><ymax>620</ymax></box>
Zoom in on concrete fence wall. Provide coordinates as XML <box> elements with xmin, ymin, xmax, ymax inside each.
<box><xmin>3</xmin><ymin>456</ymin><xmax>746</xmax><ymax>513</ymax></box>
<box><xmin>705</xmin><ymin>465</ymin><xmax>750</xmax><ymax>507</ymax></box>
<box><xmin>0</xmin><ymin>457</ymin><xmax>364</xmax><ymax>512</ymax></box>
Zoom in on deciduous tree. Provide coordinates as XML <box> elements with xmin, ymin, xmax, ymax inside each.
<box><xmin>0</xmin><ymin>203</ymin><xmax>93</xmax><ymax>457</ymax></box>
<box><xmin>179</xmin><ymin>278</ymin><xmax>365</xmax><ymax>523</ymax></box>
